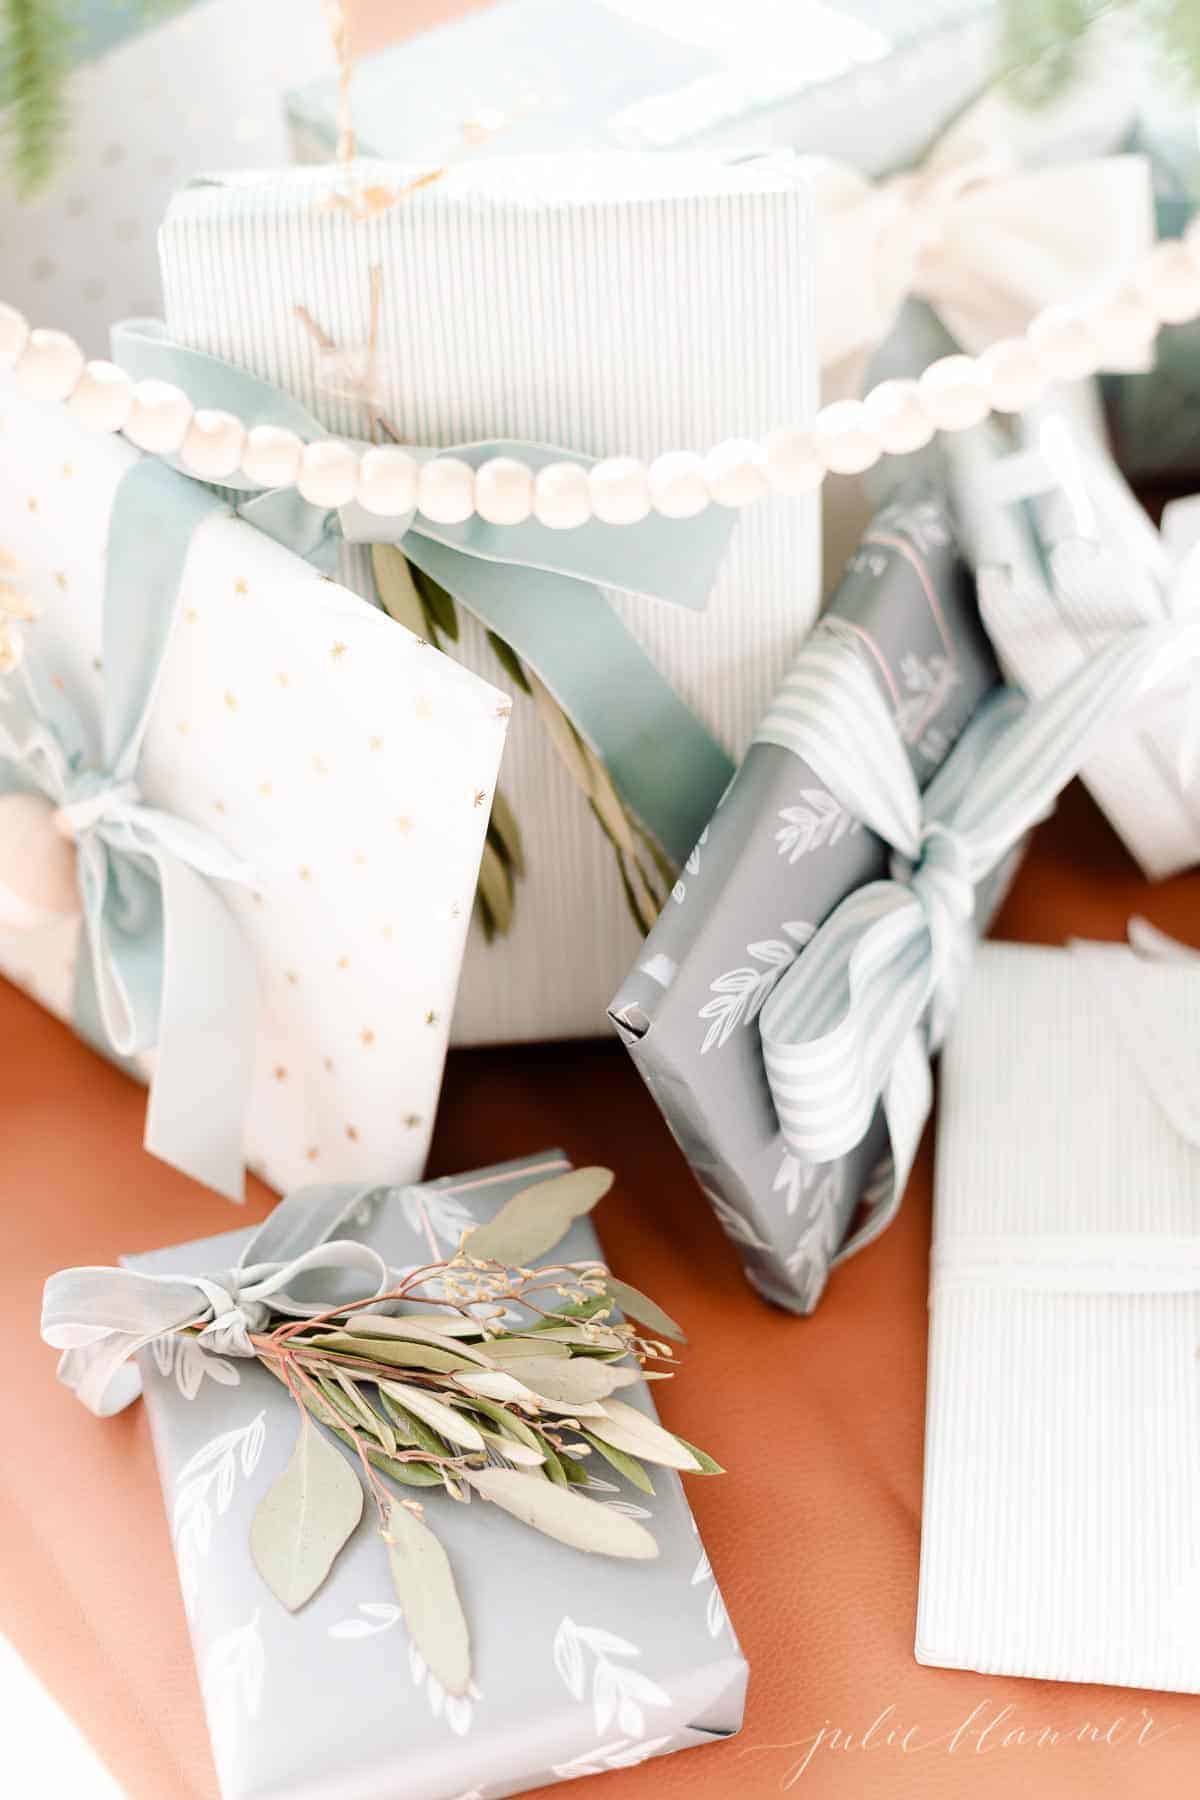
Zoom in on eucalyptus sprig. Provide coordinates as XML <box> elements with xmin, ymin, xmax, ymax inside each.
<box><xmin>1000</xmin><ymin>0</ymin><xmax>1200</xmax><ymax>106</ymax></box>
<box><xmin>217</xmin><ymin>1167</ymin><xmax>719</xmax><ymax>1697</ymax></box>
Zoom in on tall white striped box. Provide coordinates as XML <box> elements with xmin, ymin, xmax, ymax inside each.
<box><xmin>158</xmin><ymin>154</ymin><xmax>818</xmax><ymax>1045</ymax></box>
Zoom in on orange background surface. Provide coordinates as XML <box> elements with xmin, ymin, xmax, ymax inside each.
<box><xmin>5</xmin><ymin>4</ymin><xmax>1200</xmax><ymax>1796</ymax></box>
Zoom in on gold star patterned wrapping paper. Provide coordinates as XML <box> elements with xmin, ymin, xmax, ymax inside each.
<box><xmin>0</xmin><ymin>386</ymin><xmax>509</xmax><ymax>1196</ymax></box>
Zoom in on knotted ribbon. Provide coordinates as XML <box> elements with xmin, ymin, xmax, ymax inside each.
<box><xmin>42</xmin><ymin>1181</ymin><xmax>390</xmax><ymax>1416</ymax></box>
<box><xmin>811</xmin><ymin>82</ymin><xmax>1153</xmax><ymax>397</ymax></box>
<box><xmin>112</xmin><ymin>320</ymin><xmax>738</xmax><ymax>866</ymax></box>
<box><xmin>0</xmin><ymin>458</ymin><xmax>257</xmax><ymax>1199</ymax></box>
<box><xmin>751</xmin><ymin>603</ymin><xmax>1200</xmax><ymax>1260</ymax></box>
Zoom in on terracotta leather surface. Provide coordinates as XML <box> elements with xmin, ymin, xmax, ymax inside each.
<box><xmin>4</xmin><ymin>782</ymin><xmax>1200</xmax><ymax>1800</ymax></box>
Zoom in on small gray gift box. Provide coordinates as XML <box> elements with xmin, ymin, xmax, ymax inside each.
<box><xmin>609</xmin><ymin>488</ymin><xmax>1000</xmax><ymax>1314</ymax></box>
<box><xmin>126</xmin><ymin>1153</ymin><xmax>745</xmax><ymax>1800</ymax></box>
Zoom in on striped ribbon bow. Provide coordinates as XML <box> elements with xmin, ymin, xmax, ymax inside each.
<box><xmin>752</xmin><ymin>605</ymin><xmax>1200</xmax><ymax>1253</ymax></box>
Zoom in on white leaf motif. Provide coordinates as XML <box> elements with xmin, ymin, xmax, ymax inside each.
<box><xmin>202</xmin><ymin>1612</ymin><xmax>265</xmax><ymax>1750</ymax></box>
<box><xmin>152</xmin><ymin>1333</ymin><xmax>239</xmax><ymax>1401</ymax></box>
<box><xmin>554</xmin><ymin>1615</ymin><xmax>671</xmax><ymax>1738</ymax></box>
<box><xmin>701</xmin><ymin>1186</ymin><xmax>771</xmax><ymax>1252</ymax></box>
<box><xmin>774</xmin><ymin>792</ymin><xmax>859</xmax><ymax>862</ymax></box>
<box><xmin>551</xmin><ymin>1736</ymin><xmax>676</xmax><ymax>1780</ymax></box>
<box><xmin>698</xmin><ymin>923</ymin><xmax>814</xmax><ymax>1052</ymax></box>
<box><xmin>173</xmin><ymin>1414</ymin><xmax>266</xmax><ymax>1612</ymax></box>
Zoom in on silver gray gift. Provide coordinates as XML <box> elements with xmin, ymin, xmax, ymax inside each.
<box><xmin>609</xmin><ymin>488</ymin><xmax>1001</xmax><ymax>1314</ymax></box>
<box><xmin>125</xmin><ymin>1153</ymin><xmax>745</xmax><ymax>1800</ymax></box>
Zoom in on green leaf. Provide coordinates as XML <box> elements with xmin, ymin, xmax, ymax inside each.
<box><xmin>602</xmin><ymin>1277</ymin><xmax>687</xmax><ymax>1344</ymax></box>
<box><xmin>482</xmin><ymin>1335</ymin><xmax>572</xmax><ymax>1362</ymax></box>
<box><xmin>333</xmin><ymin>1370</ymin><xmax>398</xmax><ymax>1456</ymax></box>
<box><xmin>478</xmin><ymin>1427</ymin><xmax>545</xmax><ymax>1467</ymax></box>
<box><xmin>249</xmin><ymin>1414</ymin><xmax>363</xmax><ymax>1611</ymax></box>
<box><xmin>382</xmin><ymin>1500</ymin><xmax>472</xmax><ymax>1696</ymax></box>
<box><xmin>526</xmin><ymin>1295</ymin><xmax>612</xmax><ymax>1327</ymax></box>
<box><xmin>378</xmin><ymin>1379</ymin><xmax>485</xmax><ymax>1452</ymax></box>
<box><xmin>557</xmin><ymin>1450</ymin><xmax>592</xmax><ymax>1485</ymax></box>
<box><xmin>352</xmin><ymin>1436</ymin><xmax>445</xmax><ymax>1487</ymax></box>
<box><xmin>485</xmin><ymin>631</ymin><xmax>532</xmax><ymax>694</ymax></box>
<box><xmin>410</xmin><ymin>564</ymin><xmax>460</xmax><ymax>642</ymax></box>
<box><xmin>476</xmin><ymin>838</ymin><xmax>514</xmax><ymax>938</ymax></box>
<box><xmin>514</xmin><ymin>1357</ymin><xmax>640</xmax><ymax>1408</ymax></box>
<box><xmin>464</xmin><ymin>1166</ymin><xmax>614</xmax><ymax>1267</ymax></box>
<box><xmin>342</xmin><ymin>1314</ymin><xmax>489</xmax><ymax>1348</ymax></box>
<box><xmin>465</xmin><ymin>1467</ymin><xmax>659</xmax><ymax>1558</ymax></box>
<box><xmin>454</xmin><ymin>1369</ymin><xmax>539</xmax><ymax>1404</ymax></box>
<box><xmin>588</xmin><ymin>1398</ymin><xmax>703</xmax><ymax>1472</ymax></box>
<box><xmin>581</xmin><ymin>1431</ymin><xmax>656</xmax><ymax>1496</ymax></box>
<box><xmin>371</xmin><ymin>544</ymin><xmax>427</xmax><ymax>638</ymax></box>
<box><xmin>378</xmin><ymin>1389</ymin><xmax>451</xmax><ymax>1457</ymax></box>
<box><xmin>487</xmin><ymin>787</ymin><xmax>526</xmax><ymax>877</ymax></box>
<box><xmin>530</xmin><ymin>1430</ymin><xmax>569</xmax><ymax>1487</ymax></box>
<box><xmin>455</xmin><ymin>1393</ymin><xmax>545</xmax><ymax>1454</ymax></box>
<box><xmin>307</xmin><ymin>1333</ymin><xmax>486</xmax><ymax>1374</ymax></box>
<box><xmin>1</xmin><ymin>0</ymin><xmax>72</xmax><ymax>199</ymax></box>
<box><xmin>671</xmin><ymin>1433</ymin><xmax>725</xmax><ymax>1475</ymax></box>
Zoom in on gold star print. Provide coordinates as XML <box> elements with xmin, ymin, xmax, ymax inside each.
<box><xmin>360</xmin><ymin>1028</ymin><xmax>376</xmax><ymax>1047</ymax></box>
<box><xmin>177</xmin><ymin>721</ymin><xmax>190</xmax><ymax>737</ymax></box>
<box><xmin>26</xmin><ymin>497</ymin><xmax>38</xmax><ymax>514</ymax></box>
<box><xmin>273</xmin><ymin>1065</ymin><xmax>288</xmax><ymax>1082</ymax></box>
<box><xmin>415</xmin><ymin>697</ymin><xmax>433</xmax><ymax>721</ymax></box>
<box><xmin>258</xmin><ymin>781</ymin><xmax>273</xmax><ymax>798</ymax></box>
<box><xmin>381</xmin><ymin>925</ymin><xmax>394</xmax><ymax>941</ymax></box>
<box><xmin>336</xmin><ymin>956</ymin><xmax>349</xmax><ymax>970</ymax></box>
<box><xmin>234</xmin><ymin>578</ymin><xmax>249</xmax><ymax>596</ymax></box>
<box><xmin>473</xmin><ymin>790</ymin><xmax>487</xmax><ymax>808</ymax></box>
<box><xmin>214</xmin><ymin>800</ymin><xmax>226</xmax><ymax>815</ymax></box>
<box><xmin>276</xmin><ymin>672</ymin><xmax>290</xmax><ymax>688</ymax></box>
<box><xmin>51</xmin><ymin>675</ymin><xmax>65</xmax><ymax>692</ymax></box>
<box><xmin>323</xmin><ymin>1055</ymin><xmax>334</xmax><ymax>1072</ymax></box>
<box><xmin>252</xmin><ymin>892</ymin><xmax>264</xmax><ymax>907</ymax></box>
<box><xmin>368</xmin><ymin>735</ymin><xmax>383</xmax><ymax>752</ymax></box>
<box><xmin>312</xmin><ymin>755</ymin><xmax>328</xmax><ymax>776</ymax></box>
<box><xmin>450</xmin><ymin>902</ymin><xmax>461</xmax><ymax>920</ymax></box>
<box><xmin>185</xmin><ymin>608</ymin><xmax>198</xmax><ymax>624</ymax></box>
<box><xmin>331</xmin><ymin>642</ymin><xmax>347</xmax><ymax>663</ymax></box>
<box><xmin>224</xmin><ymin>691</ymin><xmax>238</xmax><ymax>711</ymax></box>
<box><xmin>496</xmin><ymin>703</ymin><xmax>512</xmax><ymax>720</ymax></box>
<box><xmin>345</xmin><ymin>1125</ymin><xmax>359</xmax><ymax>1143</ymax></box>
<box><xmin>61</xmin><ymin>462</ymin><xmax>73</xmax><ymax>479</ymax></box>
<box><xmin>305</xmin><ymin>1146</ymin><xmax>320</xmax><ymax>1162</ymax></box>
<box><xmin>54</xmin><ymin>572</ymin><xmax>68</xmax><ymax>592</ymax></box>
<box><xmin>404</xmin><ymin>1113</ymin><xmax>422</xmax><ymax>1130</ymax></box>
<box><xmin>424</xmin><ymin>1010</ymin><xmax>437</xmax><ymax>1027</ymax></box>
<box><xmin>286</xmin><ymin>970</ymin><xmax>299</xmax><ymax>986</ymax></box>
<box><xmin>352</xmin><ymin>852</ymin><xmax>367</xmax><ymax>867</ymax></box>
<box><xmin>92</xmin><ymin>657</ymin><xmax>102</xmax><ymax>674</ymax></box>
<box><xmin>299</xmin><ymin>866</ymin><xmax>312</xmax><ymax>882</ymax></box>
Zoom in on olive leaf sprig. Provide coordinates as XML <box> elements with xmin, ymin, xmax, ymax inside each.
<box><xmin>220</xmin><ymin>1167</ymin><xmax>720</xmax><ymax>1698</ymax></box>
<box><xmin>371</xmin><ymin>544</ymin><xmax>672</xmax><ymax>936</ymax></box>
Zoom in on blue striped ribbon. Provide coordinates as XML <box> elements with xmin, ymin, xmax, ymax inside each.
<box><xmin>754</xmin><ymin>610</ymin><xmax>1200</xmax><ymax>1244</ymax></box>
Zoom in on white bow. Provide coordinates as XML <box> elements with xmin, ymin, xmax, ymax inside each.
<box><xmin>809</xmin><ymin>83</ymin><xmax>1155</xmax><ymax>395</ymax></box>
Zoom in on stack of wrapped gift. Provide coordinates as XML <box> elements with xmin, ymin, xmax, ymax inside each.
<box><xmin>153</xmin><ymin>151</ymin><xmax>819</xmax><ymax>1046</ymax></box>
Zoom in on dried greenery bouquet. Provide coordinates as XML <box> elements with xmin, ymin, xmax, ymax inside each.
<box><xmin>118</xmin><ymin>1169</ymin><xmax>718</xmax><ymax>1699</ymax></box>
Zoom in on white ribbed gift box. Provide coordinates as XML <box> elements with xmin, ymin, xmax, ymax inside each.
<box><xmin>0</xmin><ymin>0</ymin><xmax>331</xmax><ymax>359</ymax></box>
<box><xmin>158</xmin><ymin>154</ymin><xmax>818</xmax><ymax>1044</ymax></box>
<box><xmin>918</xmin><ymin>939</ymin><xmax>1200</xmax><ymax>1691</ymax></box>
<box><xmin>0</xmin><ymin>383</ymin><xmax>508</xmax><ymax>1197</ymax></box>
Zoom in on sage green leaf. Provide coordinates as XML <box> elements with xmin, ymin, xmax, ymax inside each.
<box><xmin>464</xmin><ymin>1166</ymin><xmax>614</xmax><ymax>1267</ymax></box>
<box><xmin>308</xmin><ymin>1333</ymin><xmax>484</xmax><ymax>1375</ymax></box>
<box><xmin>583</xmin><ymin>744</ymin><xmax>637</xmax><ymax>856</ymax></box>
<box><xmin>581</xmin><ymin>1431</ymin><xmax>656</xmax><ymax>1495</ymax></box>
<box><xmin>351</xmin><ymin>1310</ymin><xmax>487</xmax><ymax>1338</ymax></box>
<box><xmin>521</xmin><ymin>1324</ymin><xmax>626</xmax><ymax>1351</ymax></box>
<box><xmin>334</xmin><ymin>1371</ymin><xmax>398</xmax><ymax>1457</ymax></box>
<box><xmin>476</xmin><ymin>838</ymin><xmax>514</xmax><ymax>938</ymax></box>
<box><xmin>454</xmin><ymin>1369</ymin><xmax>538</xmax><ymax>1404</ymax></box>
<box><xmin>487</xmin><ymin>786</ymin><xmax>526</xmax><ymax>877</ymax></box>
<box><xmin>526</xmin><ymin>671</ymin><xmax>593</xmax><ymax>791</ymax></box>
<box><xmin>465</xmin><ymin>1468</ymin><xmax>659</xmax><ymax>1558</ymax></box>
<box><xmin>382</xmin><ymin>1500</ymin><xmax>472</xmax><ymax>1697</ymax></box>
<box><xmin>515</xmin><ymin>1357</ymin><xmax>638</xmax><ymax>1407</ymax></box>
<box><xmin>557</xmin><ymin>1450</ymin><xmax>591</xmax><ymax>1485</ymax></box>
<box><xmin>338</xmin><ymin>1317</ymin><xmax>495</xmax><ymax>1364</ymax></box>
<box><xmin>602</xmin><ymin>1277</ymin><xmax>686</xmax><ymax>1344</ymax></box>
<box><xmin>527</xmin><ymin>1295</ymin><xmax>611</xmax><ymax>1327</ymax></box>
<box><xmin>531</xmin><ymin>1430</ymin><xmax>569</xmax><ymax>1487</ymax></box>
<box><xmin>484</xmin><ymin>1335</ymin><xmax>572</xmax><ymax>1363</ymax></box>
<box><xmin>378</xmin><ymin>1390</ymin><xmax>450</xmax><ymax>1457</ymax></box>
<box><xmin>478</xmin><ymin>1428</ymin><xmax>544</xmax><ymax>1467</ymax></box>
<box><xmin>379</xmin><ymin>1380</ymin><xmax>485</xmax><ymax>1452</ymax></box>
<box><xmin>352</xmin><ymin>1437</ymin><xmax>444</xmax><ymax>1487</ymax></box>
<box><xmin>671</xmin><ymin>1433</ymin><xmax>725</xmax><ymax>1475</ymax></box>
<box><xmin>313</xmin><ymin>1373</ymin><xmax>389</xmax><ymax>1449</ymax></box>
<box><xmin>249</xmin><ymin>1415</ymin><xmax>363</xmax><ymax>1612</ymax></box>
<box><xmin>371</xmin><ymin>544</ymin><xmax>427</xmax><ymax>639</ymax></box>
<box><xmin>458</xmin><ymin>1394</ymin><xmax>544</xmax><ymax>1453</ymax></box>
<box><xmin>410</xmin><ymin>565</ymin><xmax>460</xmax><ymax>642</ymax></box>
<box><xmin>486</xmin><ymin>630</ymin><xmax>533</xmax><ymax>695</ymax></box>
<box><xmin>588</xmin><ymin>1398</ymin><xmax>702</xmax><ymax>1472</ymax></box>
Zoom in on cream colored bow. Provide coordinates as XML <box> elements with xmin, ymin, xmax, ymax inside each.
<box><xmin>810</xmin><ymin>83</ymin><xmax>1155</xmax><ymax>398</ymax></box>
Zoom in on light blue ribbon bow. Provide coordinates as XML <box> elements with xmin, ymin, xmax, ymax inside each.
<box><xmin>42</xmin><ymin>1181</ymin><xmax>390</xmax><ymax>1416</ymax></box>
<box><xmin>1</xmin><ymin>458</ymin><xmax>257</xmax><ymax>1200</ymax></box>
<box><xmin>112</xmin><ymin>320</ymin><xmax>740</xmax><ymax>866</ymax></box>
<box><xmin>750</xmin><ymin>605</ymin><xmax>1200</xmax><ymax>1263</ymax></box>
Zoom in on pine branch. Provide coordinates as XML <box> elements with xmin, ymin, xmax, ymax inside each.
<box><xmin>0</xmin><ymin>0</ymin><xmax>74</xmax><ymax>198</ymax></box>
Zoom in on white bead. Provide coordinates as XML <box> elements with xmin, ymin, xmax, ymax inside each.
<box><xmin>124</xmin><ymin>379</ymin><xmax>193</xmax><ymax>454</ymax></box>
<box><xmin>418</xmin><ymin>456</ymin><xmax>476</xmax><ymax>525</ymax></box>
<box><xmin>180</xmin><ymin>409</ymin><xmax>246</xmax><ymax>481</ymax></box>
<box><xmin>66</xmin><ymin>360</ymin><xmax>133</xmax><ymax>433</ymax></box>
<box><xmin>241</xmin><ymin>425</ymin><xmax>304</xmax><ymax>489</ymax></box>
<box><xmin>589</xmin><ymin>457</ymin><xmax>650</xmax><ymax>525</ymax></box>
<box><xmin>917</xmin><ymin>355</ymin><xmax>991</xmax><ymax>432</ymax></box>
<box><xmin>12</xmin><ymin>328</ymin><xmax>84</xmax><ymax>403</ymax></box>
<box><xmin>533</xmin><ymin>461</ymin><xmax>591</xmax><ymax>530</ymax></box>
<box><xmin>704</xmin><ymin>438</ymin><xmax>769</xmax><ymax>508</ymax></box>
<box><xmin>356</xmin><ymin>446</ymin><xmax>418</xmax><ymax>516</ymax></box>
<box><xmin>0</xmin><ymin>792</ymin><xmax>79</xmax><ymax>931</ymax></box>
<box><xmin>0</xmin><ymin>303</ymin><xmax>30</xmax><ymax>370</ymax></box>
<box><xmin>1086</xmin><ymin>284</ymin><xmax>1158</xmax><ymax>367</ymax></box>
<box><xmin>863</xmin><ymin>379</ymin><xmax>934</xmax><ymax>455</ymax></box>
<box><xmin>474</xmin><ymin>457</ymin><xmax>534</xmax><ymax>525</ymax></box>
<box><xmin>298</xmin><ymin>439</ymin><xmax>359</xmax><ymax>509</ymax></box>
<box><xmin>763</xmin><ymin>427</ymin><xmax>825</xmax><ymax>495</ymax></box>
<box><xmin>977</xmin><ymin>337</ymin><xmax>1048</xmax><ymax>414</ymax></box>
<box><xmin>1026</xmin><ymin>306</ymin><xmax>1101</xmax><ymax>381</ymax></box>
<box><xmin>1136</xmin><ymin>240</ymin><xmax>1200</xmax><ymax>327</ymax></box>
<box><xmin>814</xmin><ymin>400</ymin><xmax>883</xmax><ymax>475</ymax></box>
<box><xmin>648</xmin><ymin>451</ymin><xmax>709</xmax><ymax>518</ymax></box>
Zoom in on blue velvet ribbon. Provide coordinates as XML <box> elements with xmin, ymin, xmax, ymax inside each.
<box><xmin>111</xmin><ymin>320</ymin><xmax>739</xmax><ymax>864</ymax></box>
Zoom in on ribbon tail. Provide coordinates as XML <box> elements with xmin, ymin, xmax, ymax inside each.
<box><xmin>402</xmin><ymin>535</ymin><xmax>735</xmax><ymax>867</ymax></box>
<box><xmin>142</xmin><ymin>845</ymin><xmax>257</xmax><ymax>1201</ymax></box>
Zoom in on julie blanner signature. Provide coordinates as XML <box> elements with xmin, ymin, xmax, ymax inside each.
<box><xmin>743</xmin><ymin>1701</ymin><xmax>1179</xmax><ymax>1788</ymax></box>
